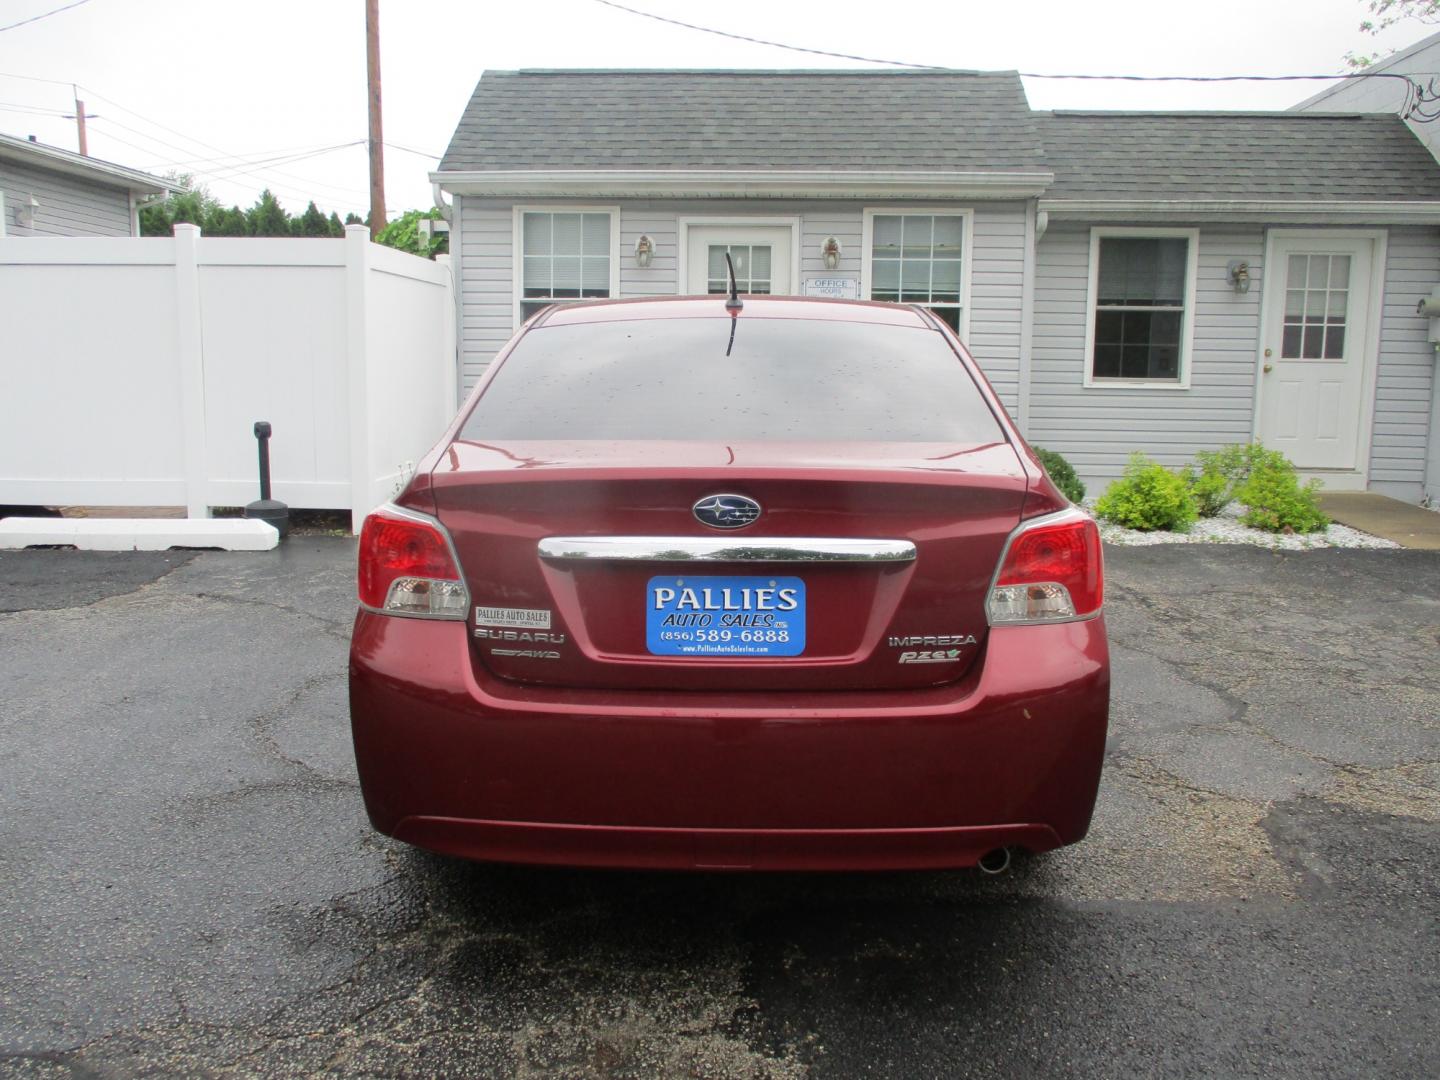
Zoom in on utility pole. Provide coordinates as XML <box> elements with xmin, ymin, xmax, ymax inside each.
<box><xmin>67</xmin><ymin>86</ymin><xmax>94</xmax><ymax>156</ymax></box>
<box><xmin>365</xmin><ymin>0</ymin><xmax>385</xmax><ymax>240</ymax></box>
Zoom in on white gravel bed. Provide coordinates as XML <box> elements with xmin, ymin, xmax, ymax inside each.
<box><xmin>1088</xmin><ymin>501</ymin><xmax>1400</xmax><ymax>550</ymax></box>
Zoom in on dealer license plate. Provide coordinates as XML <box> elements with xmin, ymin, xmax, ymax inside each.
<box><xmin>646</xmin><ymin>575</ymin><xmax>805</xmax><ymax>657</ymax></box>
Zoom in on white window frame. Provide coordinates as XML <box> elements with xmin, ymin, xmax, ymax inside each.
<box><xmin>511</xmin><ymin>204</ymin><xmax>621</xmax><ymax>329</ymax></box>
<box><xmin>1083</xmin><ymin>226</ymin><xmax>1200</xmax><ymax>390</ymax></box>
<box><xmin>675</xmin><ymin>215</ymin><xmax>802</xmax><ymax>295</ymax></box>
<box><xmin>860</xmin><ymin>207</ymin><xmax>974</xmax><ymax>340</ymax></box>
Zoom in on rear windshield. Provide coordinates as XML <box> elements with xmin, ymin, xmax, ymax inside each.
<box><xmin>460</xmin><ymin>316</ymin><xmax>1005</xmax><ymax>443</ymax></box>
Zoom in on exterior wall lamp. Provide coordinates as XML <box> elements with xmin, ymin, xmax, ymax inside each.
<box><xmin>821</xmin><ymin>236</ymin><xmax>842</xmax><ymax>270</ymax></box>
<box><xmin>15</xmin><ymin>195</ymin><xmax>38</xmax><ymax>230</ymax></box>
<box><xmin>634</xmin><ymin>234</ymin><xmax>654</xmax><ymax>268</ymax></box>
<box><xmin>1227</xmin><ymin>259</ymin><xmax>1252</xmax><ymax>294</ymax></box>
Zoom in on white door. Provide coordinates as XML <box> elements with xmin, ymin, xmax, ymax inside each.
<box><xmin>683</xmin><ymin>225</ymin><xmax>793</xmax><ymax>296</ymax></box>
<box><xmin>1257</xmin><ymin>234</ymin><xmax>1375</xmax><ymax>471</ymax></box>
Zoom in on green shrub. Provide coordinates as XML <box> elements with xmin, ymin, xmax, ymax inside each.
<box><xmin>1185</xmin><ymin>467</ymin><xmax>1231</xmax><ymax>517</ymax></box>
<box><xmin>1034</xmin><ymin>446</ymin><xmax>1086</xmax><ymax>504</ymax></box>
<box><xmin>1235</xmin><ymin>455</ymin><xmax>1329</xmax><ymax>533</ymax></box>
<box><xmin>1094</xmin><ymin>453</ymin><xmax>1198</xmax><ymax>532</ymax></box>
<box><xmin>1185</xmin><ymin>443</ymin><xmax>1271</xmax><ymax>517</ymax></box>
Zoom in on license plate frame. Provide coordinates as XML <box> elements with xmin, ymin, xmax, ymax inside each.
<box><xmin>645</xmin><ymin>575</ymin><xmax>805</xmax><ymax>657</ymax></box>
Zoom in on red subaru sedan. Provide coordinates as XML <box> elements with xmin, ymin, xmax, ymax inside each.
<box><xmin>349</xmin><ymin>296</ymin><xmax>1108</xmax><ymax>873</ymax></box>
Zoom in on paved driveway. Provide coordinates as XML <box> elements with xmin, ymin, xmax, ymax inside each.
<box><xmin>1</xmin><ymin>540</ymin><xmax>1437</xmax><ymax>1078</ymax></box>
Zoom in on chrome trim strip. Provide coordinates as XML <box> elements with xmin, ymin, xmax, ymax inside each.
<box><xmin>537</xmin><ymin>536</ymin><xmax>916</xmax><ymax>564</ymax></box>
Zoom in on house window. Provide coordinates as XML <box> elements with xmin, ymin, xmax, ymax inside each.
<box><xmin>1282</xmin><ymin>253</ymin><xmax>1350</xmax><ymax>360</ymax></box>
<box><xmin>520</xmin><ymin>211</ymin><xmax>613</xmax><ymax>320</ymax></box>
<box><xmin>707</xmin><ymin>244</ymin><xmax>771</xmax><ymax>294</ymax></box>
<box><xmin>1087</xmin><ymin>231</ymin><xmax>1197</xmax><ymax>385</ymax></box>
<box><xmin>867</xmin><ymin>212</ymin><xmax>967</xmax><ymax>332</ymax></box>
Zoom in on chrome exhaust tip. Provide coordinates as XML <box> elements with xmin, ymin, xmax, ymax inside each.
<box><xmin>977</xmin><ymin>847</ymin><xmax>1012</xmax><ymax>875</ymax></box>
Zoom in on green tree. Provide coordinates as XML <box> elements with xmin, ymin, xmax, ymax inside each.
<box><xmin>295</xmin><ymin>201</ymin><xmax>338</xmax><ymax>237</ymax></box>
<box><xmin>246</xmin><ymin>189</ymin><xmax>292</xmax><ymax>237</ymax></box>
<box><xmin>140</xmin><ymin>177</ymin><xmax>354</xmax><ymax>239</ymax></box>
<box><xmin>1346</xmin><ymin>0</ymin><xmax>1440</xmax><ymax>67</ymax></box>
<box><xmin>138</xmin><ymin>173</ymin><xmax>220</xmax><ymax>236</ymax></box>
<box><xmin>375</xmin><ymin>207</ymin><xmax>448</xmax><ymax>259</ymax></box>
<box><xmin>344</xmin><ymin>211</ymin><xmax>364</xmax><ymax>226</ymax></box>
<box><xmin>207</xmin><ymin>205</ymin><xmax>250</xmax><ymax>236</ymax></box>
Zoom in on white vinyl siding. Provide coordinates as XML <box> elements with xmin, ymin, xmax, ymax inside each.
<box><xmin>0</xmin><ymin>158</ymin><xmax>133</xmax><ymax>237</ymax></box>
<box><xmin>968</xmin><ymin>203</ymin><xmax>1026</xmax><ymax>412</ymax></box>
<box><xmin>619</xmin><ymin>209</ymin><xmax>679</xmax><ymax>297</ymax></box>
<box><xmin>1369</xmin><ymin>225</ymin><xmax>1439</xmax><ymax>498</ymax></box>
<box><xmin>1031</xmin><ymin>223</ymin><xmax>1262</xmax><ymax>483</ymax></box>
<box><xmin>457</xmin><ymin>200</ymin><xmax>514</xmax><ymax>390</ymax></box>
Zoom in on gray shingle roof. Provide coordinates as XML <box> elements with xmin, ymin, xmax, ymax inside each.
<box><xmin>1039</xmin><ymin>111</ymin><xmax>1440</xmax><ymax>201</ymax></box>
<box><xmin>438</xmin><ymin>70</ymin><xmax>1440</xmax><ymax>204</ymax></box>
<box><xmin>439</xmin><ymin>69</ymin><xmax>1047</xmax><ymax>173</ymax></box>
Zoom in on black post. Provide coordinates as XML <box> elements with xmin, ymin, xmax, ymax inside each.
<box><xmin>255</xmin><ymin>420</ymin><xmax>273</xmax><ymax>501</ymax></box>
<box><xmin>244</xmin><ymin>420</ymin><xmax>289</xmax><ymax>538</ymax></box>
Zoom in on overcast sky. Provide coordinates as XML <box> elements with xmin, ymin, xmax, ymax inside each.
<box><xmin>0</xmin><ymin>0</ymin><xmax>1432</xmax><ymax>218</ymax></box>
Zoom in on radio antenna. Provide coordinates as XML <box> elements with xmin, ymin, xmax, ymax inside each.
<box><xmin>724</xmin><ymin>251</ymin><xmax>742</xmax><ymax>313</ymax></box>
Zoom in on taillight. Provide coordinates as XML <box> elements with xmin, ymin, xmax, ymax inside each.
<box><xmin>988</xmin><ymin>510</ymin><xmax>1103</xmax><ymax>625</ymax></box>
<box><xmin>357</xmin><ymin>505</ymin><xmax>469</xmax><ymax>618</ymax></box>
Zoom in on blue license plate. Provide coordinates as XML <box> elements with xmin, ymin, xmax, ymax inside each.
<box><xmin>646</xmin><ymin>575</ymin><xmax>805</xmax><ymax>657</ymax></box>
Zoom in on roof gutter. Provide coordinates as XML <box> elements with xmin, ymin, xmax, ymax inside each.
<box><xmin>431</xmin><ymin>180</ymin><xmax>452</xmax><ymax>222</ymax></box>
<box><xmin>1040</xmin><ymin>199</ymin><xmax>1440</xmax><ymax>225</ymax></box>
<box><xmin>432</xmin><ymin>168</ymin><xmax>1054</xmax><ymax>200</ymax></box>
<box><xmin>0</xmin><ymin>136</ymin><xmax>173</xmax><ymax>196</ymax></box>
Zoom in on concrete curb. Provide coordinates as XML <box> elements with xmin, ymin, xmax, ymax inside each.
<box><xmin>0</xmin><ymin>517</ymin><xmax>279</xmax><ymax>551</ymax></box>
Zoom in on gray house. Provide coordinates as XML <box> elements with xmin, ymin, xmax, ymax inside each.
<box><xmin>432</xmin><ymin>69</ymin><xmax>1440</xmax><ymax>502</ymax></box>
<box><xmin>0</xmin><ymin>132</ymin><xmax>172</xmax><ymax>237</ymax></box>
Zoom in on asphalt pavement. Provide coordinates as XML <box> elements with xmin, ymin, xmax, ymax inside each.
<box><xmin>1</xmin><ymin>539</ymin><xmax>1437</xmax><ymax>1078</ymax></box>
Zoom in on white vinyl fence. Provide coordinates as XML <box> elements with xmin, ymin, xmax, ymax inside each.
<box><xmin>0</xmin><ymin>224</ymin><xmax>456</xmax><ymax>531</ymax></box>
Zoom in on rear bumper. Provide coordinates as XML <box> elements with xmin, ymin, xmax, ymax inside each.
<box><xmin>349</xmin><ymin>614</ymin><xmax>1109</xmax><ymax>871</ymax></box>
<box><xmin>392</xmin><ymin>817</ymin><xmax>1062</xmax><ymax>871</ymax></box>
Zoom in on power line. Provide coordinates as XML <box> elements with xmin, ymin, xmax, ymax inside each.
<box><xmin>0</xmin><ymin>68</ymin><xmax>424</xmax><ymax>209</ymax></box>
<box><xmin>385</xmin><ymin>142</ymin><xmax>441</xmax><ymax>160</ymax></box>
<box><xmin>88</xmin><ymin>124</ymin><xmax>361</xmax><ymax>184</ymax></box>
<box><xmin>0</xmin><ymin>74</ymin><xmax>366</xmax><ymax>200</ymax></box>
<box><xmin>0</xmin><ymin>0</ymin><xmax>95</xmax><ymax>34</ymax></box>
<box><xmin>85</xmin><ymin>120</ymin><xmax>367</xmax><ymax>207</ymax></box>
<box><xmin>61</xmin><ymin>88</ymin><xmax>369</xmax><ymax>200</ymax></box>
<box><xmin>0</xmin><ymin>69</ymin><xmax>75</xmax><ymax>86</ymax></box>
<box><xmin>141</xmin><ymin>141</ymin><xmax>360</xmax><ymax>171</ymax></box>
<box><xmin>590</xmin><ymin>0</ymin><xmax>940</xmax><ymax>69</ymax></box>
<box><xmin>85</xmin><ymin>109</ymin><xmax>370</xmax><ymax>199</ymax></box>
<box><xmin>76</xmin><ymin>86</ymin><xmax>374</xmax><ymax>200</ymax></box>
<box><xmin>202</xmin><ymin>141</ymin><xmax>366</xmax><ymax>183</ymax></box>
<box><xmin>589</xmin><ymin>0</ymin><xmax>1430</xmax><ymax>102</ymax></box>
<box><xmin>0</xmin><ymin>98</ymin><xmax>68</xmax><ymax>116</ymax></box>
<box><xmin>1017</xmin><ymin>70</ymin><xmax>1416</xmax><ymax>84</ymax></box>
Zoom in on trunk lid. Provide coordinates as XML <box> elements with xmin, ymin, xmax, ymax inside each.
<box><xmin>431</xmin><ymin>439</ymin><xmax>1026</xmax><ymax>691</ymax></box>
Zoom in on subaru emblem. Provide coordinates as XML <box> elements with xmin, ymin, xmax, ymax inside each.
<box><xmin>692</xmin><ymin>494</ymin><xmax>761</xmax><ymax>530</ymax></box>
